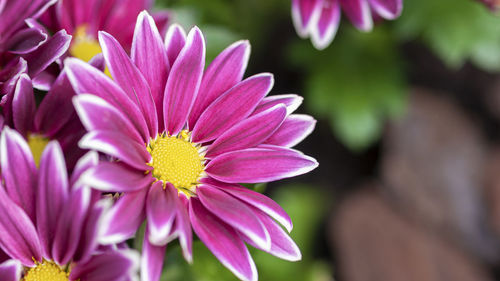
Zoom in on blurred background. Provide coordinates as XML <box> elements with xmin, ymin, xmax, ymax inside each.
<box><xmin>153</xmin><ymin>0</ymin><xmax>500</xmax><ymax>280</ymax></box>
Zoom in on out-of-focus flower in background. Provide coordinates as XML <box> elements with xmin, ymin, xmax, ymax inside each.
<box><xmin>478</xmin><ymin>0</ymin><xmax>500</xmax><ymax>10</ymax></box>
<box><xmin>65</xmin><ymin>10</ymin><xmax>317</xmax><ymax>281</ymax></box>
<box><xmin>291</xmin><ymin>0</ymin><xmax>402</xmax><ymax>49</ymax></box>
<box><xmin>0</xmin><ymin>127</ymin><xmax>140</xmax><ymax>281</ymax></box>
<box><xmin>40</xmin><ymin>0</ymin><xmax>170</xmax><ymax>63</ymax></box>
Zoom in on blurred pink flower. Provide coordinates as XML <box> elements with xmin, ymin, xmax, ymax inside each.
<box><xmin>66</xmin><ymin>11</ymin><xmax>317</xmax><ymax>281</ymax></box>
<box><xmin>292</xmin><ymin>0</ymin><xmax>402</xmax><ymax>49</ymax></box>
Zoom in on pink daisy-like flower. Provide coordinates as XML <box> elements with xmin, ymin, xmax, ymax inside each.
<box><xmin>0</xmin><ymin>127</ymin><xmax>139</xmax><ymax>281</ymax></box>
<box><xmin>292</xmin><ymin>0</ymin><xmax>403</xmax><ymax>49</ymax></box>
<box><xmin>40</xmin><ymin>0</ymin><xmax>169</xmax><ymax>63</ymax></box>
<box><xmin>65</xmin><ymin>11</ymin><xmax>317</xmax><ymax>281</ymax></box>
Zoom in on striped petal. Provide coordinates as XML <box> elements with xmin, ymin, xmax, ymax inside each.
<box><xmin>164</xmin><ymin>24</ymin><xmax>187</xmax><ymax>66</ymax></box>
<box><xmin>146</xmin><ymin>182</ymin><xmax>177</xmax><ymax>246</ymax></box>
<box><xmin>310</xmin><ymin>0</ymin><xmax>340</xmax><ymax>50</ymax></box>
<box><xmin>0</xmin><ymin>260</ymin><xmax>22</xmax><ymax>281</ymax></box>
<box><xmin>206</xmin><ymin>104</ymin><xmax>286</xmax><ymax>158</ymax></box>
<box><xmin>368</xmin><ymin>0</ymin><xmax>402</xmax><ymax>19</ymax></box>
<box><xmin>163</xmin><ymin>26</ymin><xmax>205</xmax><ymax>135</ymax></box>
<box><xmin>206</xmin><ymin>147</ymin><xmax>318</xmax><ymax>183</ymax></box>
<box><xmin>12</xmin><ymin>74</ymin><xmax>35</xmax><ymax>136</ymax></box>
<box><xmin>141</xmin><ymin>226</ymin><xmax>166</xmax><ymax>281</ymax></box>
<box><xmin>192</xmin><ymin>73</ymin><xmax>273</xmax><ymax>143</ymax></box>
<box><xmin>264</xmin><ymin>114</ymin><xmax>316</xmax><ymax>148</ymax></box>
<box><xmin>189</xmin><ymin>198</ymin><xmax>257</xmax><ymax>281</ymax></box>
<box><xmin>291</xmin><ymin>0</ymin><xmax>322</xmax><ymax>37</ymax></box>
<box><xmin>99</xmin><ymin>31</ymin><xmax>158</xmax><ymax>137</ymax></box>
<box><xmin>253</xmin><ymin>94</ymin><xmax>303</xmax><ymax>116</ymax></box>
<box><xmin>0</xmin><ymin>127</ymin><xmax>36</xmax><ymax>221</ymax></box>
<box><xmin>70</xmin><ymin>249</ymin><xmax>140</xmax><ymax>281</ymax></box>
<box><xmin>339</xmin><ymin>0</ymin><xmax>373</xmax><ymax>31</ymax></box>
<box><xmin>188</xmin><ymin>40</ymin><xmax>250</xmax><ymax>128</ymax></box>
<box><xmin>24</xmin><ymin>29</ymin><xmax>71</xmax><ymax>78</ymax></box>
<box><xmin>82</xmin><ymin>162</ymin><xmax>154</xmax><ymax>193</ymax></box>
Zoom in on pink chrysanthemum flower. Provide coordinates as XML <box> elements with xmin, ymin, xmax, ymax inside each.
<box><xmin>292</xmin><ymin>0</ymin><xmax>403</xmax><ymax>49</ymax></box>
<box><xmin>65</xmin><ymin>11</ymin><xmax>317</xmax><ymax>281</ymax></box>
<box><xmin>0</xmin><ymin>127</ymin><xmax>139</xmax><ymax>281</ymax></box>
<box><xmin>40</xmin><ymin>0</ymin><xmax>169</xmax><ymax>63</ymax></box>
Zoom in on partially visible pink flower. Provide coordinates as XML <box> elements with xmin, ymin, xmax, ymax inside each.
<box><xmin>41</xmin><ymin>0</ymin><xmax>169</xmax><ymax>62</ymax></box>
<box><xmin>0</xmin><ymin>127</ymin><xmax>140</xmax><ymax>281</ymax></box>
<box><xmin>292</xmin><ymin>0</ymin><xmax>403</xmax><ymax>49</ymax></box>
<box><xmin>65</xmin><ymin>11</ymin><xmax>317</xmax><ymax>281</ymax></box>
<box><xmin>478</xmin><ymin>0</ymin><xmax>500</xmax><ymax>10</ymax></box>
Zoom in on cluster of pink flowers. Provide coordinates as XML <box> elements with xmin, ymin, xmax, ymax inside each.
<box><xmin>0</xmin><ymin>1</ymin><xmax>319</xmax><ymax>281</ymax></box>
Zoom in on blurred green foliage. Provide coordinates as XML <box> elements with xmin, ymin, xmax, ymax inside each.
<box><xmin>396</xmin><ymin>0</ymin><xmax>500</xmax><ymax>71</ymax></box>
<box><xmin>159</xmin><ymin>184</ymin><xmax>332</xmax><ymax>281</ymax></box>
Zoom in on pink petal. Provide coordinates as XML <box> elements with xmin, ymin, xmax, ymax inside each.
<box><xmin>264</xmin><ymin>114</ymin><xmax>316</xmax><ymax>148</ymax></box>
<box><xmin>206</xmin><ymin>104</ymin><xmax>286</xmax><ymax>158</ymax></box>
<box><xmin>172</xmin><ymin>194</ymin><xmax>193</xmax><ymax>262</ymax></box>
<box><xmin>83</xmin><ymin>161</ymin><xmax>154</xmax><ymax>193</ymax></box>
<box><xmin>310</xmin><ymin>0</ymin><xmax>341</xmax><ymax>50</ymax></box>
<box><xmin>65</xmin><ymin>57</ymin><xmax>150</xmax><ymax>142</ymax></box>
<box><xmin>192</xmin><ymin>73</ymin><xmax>274</xmax><ymax>143</ymax></box>
<box><xmin>291</xmin><ymin>0</ymin><xmax>322</xmax><ymax>37</ymax></box>
<box><xmin>52</xmin><ymin>185</ymin><xmax>90</xmax><ymax>265</ymax></box>
<box><xmin>141</xmin><ymin>226</ymin><xmax>166</xmax><ymax>281</ymax></box>
<box><xmin>69</xmin><ymin>151</ymin><xmax>98</xmax><ymax>186</ymax></box>
<box><xmin>100</xmin><ymin>188</ymin><xmax>148</xmax><ymax>244</ymax></box>
<box><xmin>242</xmin><ymin>208</ymin><xmax>301</xmax><ymax>261</ymax></box>
<box><xmin>24</xmin><ymin>29</ymin><xmax>71</xmax><ymax>78</ymax></box>
<box><xmin>0</xmin><ymin>260</ymin><xmax>22</xmax><ymax>281</ymax></box>
<box><xmin>368</xmin><ymin>0</ymin><xmax>402</xmax><ymax>19</ymax></box>
<box><xmin>189</xmin><ymin>198</ymin><xmax>257</xmax><ymax>281</ymax></box>
<box><xmin>132</xmin><ymin>11</ymin><xmax>170</xmax><ymax>131</ymax></box>
<box><xmin>0</xmin><ymin>127</ymin><xmax>36</xmax><ymax>221</ymax></box>
<box><xmin>164</xmin><ymin>24</ymin><xmax>187</xmax><ymax>66</ymax></box>
<box><xmin>36</xmin><ymin>141</ymin><xmax>69</xmax><ymax>259</ymax></box>
<box><xmin>72</xmin><ymin>199</ymin><xmax>106</xmax><ymax>263</ymax></box>
<box><xmin>163</xmin><ymin>26</ymin><xmax>205</xmax><ymax>135</ymax></box>
<box><xmin>253</xmin><ymin>94</ymin><xmax>303</xmax><ymax>116</ymax></box>
<box><xmin>99</xmin><ymin>31</ymin><xmax>158</xmax><ymax>138</ymax></box>
<box><xmin>78</xmin><ymin>130</ymin><xmax>151</xmax><ymax>171</ymax></box>
<box><xmin>146</xmin><ymin>182</ymin><xmax>177</xmax><ymax>246</ymax></box>
<box><xmin>340</xmin><ymin>0</ymin><xmax>373</xmax><ymax>31</ymax></box>
<box><xmin>73</xmin><ymin>94</ymin><xmax>144</xmax><ymax>145</ymax></box>
<box><xmin>12</xmin><ymin>73</ymin><xmax>35</xmax><ymax>136</ymax></box>
<box><xmin>197</xmin><ymin>185</ymin><xmax>271</xmax><ymax>250</ymax></box>
<box><xmin>70</xmin><ymin>249</ymin><xmax>140</xmax><ymax>281</ymax></box>
<box><xmin>188</xmin><ymin>40</ymin><xmax>250</xmax><ymax>128</ymax></box>
<box><xmin>207</xmin><ymin>180</ymin><xmax>293</xmax><ymax>232</ymax></box>
<box><xmin>206</xmin><ymin>147</ymin><xmax>318</xmax><ymax>183</ymax></box>
<box><xmin>0</xmin><ymin>187</ymin><xmax>42</xmax><ymax>266</ymax></box>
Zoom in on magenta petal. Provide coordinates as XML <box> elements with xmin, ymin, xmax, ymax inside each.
<box><xmin>264</xmin><ymin>114</ymin><xmax>316</xmax><ymax>148</ymax></box>
<box><xmin>12</xmin><ymin>73</ymin><xmax>35</xmax><ymax>136</ymax></box>
<box><xmin>65</xmin><ymin>57</ymin><xmax>150</xmax><ymax>142</ymax></box>
<box><xmin>36</xmin><ymin>141</ymin><xmax>69</xmax><ymax>259</ymax></box>
<box><xmin>368</xmin><ymin>0</ymin><xmax>402</xmax><ymax>19</ymax></box>
<box><xmin>206</xmin><ymin>147</ymin><xmax>318</xmax><ymax>183</ymax></box>
<box><xmin>132</xmin><ymin>11</ymin><xmax>170</xmax><ymax>129</ymax></box>
<box><xmin>70</xmin><ymin>151</ymin><xmax>98</xmax><ymax>186</ymax></box>
<box><xmin>34</xmin><ymin>71</ymin><xmax>75</xmax><ymax>136</ymax></box>
<box><xmin>0</xmin><ymin>260</ymin><xmax>22</xmax><ymax>281</ymax></box>
<box><xmin>188</xmin><ymin>40</ymin><xmax>250</xmax><ymax>128</ymax></box>
<box><xmin>243</xmin><ymin>209</ymin><xmax>301</xmax><ymax>262</ymax></box>
<box><xmin>209</xmin><ymin>182</ymin><xmax>293</xmax><ymax>232</ymax></box>
<box><xmin>173</xmin><ymin>194</ymin><xmax>193</xmax><ymax>262</ymax></box>
<box><xmin>83</xmin><ymin>162</ymin><xmax>154</xmax><ymax>193</ymax></box>
<box><xmin>70</xmin><ymin>249</ymin><xmax>140</xmax><ymax>281</ymax></box>
<box><xmin>310</xmin><ymin>0</ymin><xmax>340</xmax><ymax>50</ymax></box>
<box><xmin>206</xmin><ymin>104</ymin><xmax>286</xmax><ymax>158</ymax></box>
<box><xmin>100</xmin><ymin>188</ymin><xmax>148</xmax><ymax>244</ymax></box>
<box><xmin>189</xmin><ymin>198</ymin><xmax>257</xmax><ymax>281</ymax></box>
<box><xmin>99</xmin><ymin>31</ymin><xmax>158</xmax><ymax>137</ymax></box>
<box><xmin>8</xmin><ymin>27</ymin><xmax>46</xmax><ymax>54</ymax></box>
<box><xmin>72</xmin><ymin>199</ymin><xmax>106</xmax><ymax>263</ymax></box>
<box><xmin>192</xmin><ymin>73</ymin><xmax>274</xmax><ymax>143</ymax></box>
<box><xmin>253</xmin><ymin>94</ymin><xmax>303</xmax><ymax>116</ymax></box>
<box><xmin>79</xmin><ymin>131</ymin><xmax>151</xmax><ymax>171</ymax></box>
<box><xmin>0</xmin><ymin>187</ymin><xmax>42</xmax><ymax>266</ymax></box>
<box><xmin>164</xmin><ymin>24</ymin><xmax>187</xmax><ymax>66</ymax></box>
<box><xmin>51</xmin><ymin>185</ymin><xmax>90</xmax><ymax>265</ymax></box>
<box><xmin>141</xmin><ymin>226</ymin><xmax>166</xmax><ymax>281</ymax></box>
<box><xmin>197</xmin><ymin>185</ymin><xmax>271</xmax><ymax>251</ymax></box>
<box><xmin>163</xmin><ymin>26</ymin><xmax>205</xmax><ymax>135</ymax></box>
<box><xmin>340</xmin><ymin>0</ymin><xmax>373</xmax><ymax>31</ymax></box>
<box><xmin>291</xmin><ymin>0</ymin><xmax>322</xmax><ymax>37</ymax></box>
<box><xmin>73</xmin><ymin>94</ymin><xmax>144</xmax><ymax>145</ymax></box>
<box><xmin>0</xmin><ymin>127</ymin><xmax>37</xmax><ymax>221</ymax></box>
<box><xmin>146</xmin><ymin>182</ymin><xmax>177</xmax><ymax>246</ymax></box>
<box><xmin>24</xmin><ymin>29</ymin><xmax>71</xmax><ymax>78</ymax></box>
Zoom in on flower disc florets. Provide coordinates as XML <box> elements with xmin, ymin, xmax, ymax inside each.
<box><xmin>23</xmin><ymin>260</ymin><xmax>69</xmax><ymax>281</ymax></box>
<box><xmin>148</xmin><ymin>130</ymin><xmax>205</xmax><ymax>194</ymax></box>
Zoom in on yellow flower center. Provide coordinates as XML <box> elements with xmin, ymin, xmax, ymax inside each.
<box><xmin>23</xmin><ymin>260</ymin><xmax>69</xmax><ymax>281</ymax></box>
<box><xmin>147</xmin><ymin>131</ymin><xmax>205</xmax><ymax>195</ymax></box>
<box><xmin>69</xmin><ymin>25</ymin><xmax>111</xmax><ymax>77</ymax></box>
<box><xmin>27</xmin><ymin>133</ymin><xmax>49</xmax><ymax>168</ymax></box>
